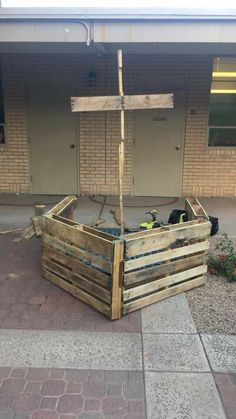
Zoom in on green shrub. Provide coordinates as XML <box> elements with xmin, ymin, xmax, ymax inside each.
<box><xmin>208</xmin><ymin>234</ymin><xmax>236</xmax><ymax>281</ymax></box>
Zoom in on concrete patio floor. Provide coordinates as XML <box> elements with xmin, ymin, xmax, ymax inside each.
<box><xmin>0</xmin><ymin>194</ymin><xmax>235</xmax><ymax>235</ymax></box>
<box><xmin>0</xmin><ymin>195</ymin><xmax>236</xmax><ymax>418</ymax></box>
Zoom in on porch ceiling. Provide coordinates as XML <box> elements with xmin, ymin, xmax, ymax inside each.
<box><xmin>0</xmin><ymin>41</ymin><xmax>236</xmax><ymax>56</ymax></box>
<box><xmin>0</xmin><ymin>19</ymin><xmax>236</xmax><ymax>46</ymax></box>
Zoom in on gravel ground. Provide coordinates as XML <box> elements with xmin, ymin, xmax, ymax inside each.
<box><xmin>186</xmin><ymin>237</ymin><xmax>236</xmax><ymax>335</ymax></box>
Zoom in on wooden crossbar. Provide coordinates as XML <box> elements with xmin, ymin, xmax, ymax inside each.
<box><xmin>71</xmin><ymin>93</ymin><xmax>173</xmax><ymax>112</ymax></box>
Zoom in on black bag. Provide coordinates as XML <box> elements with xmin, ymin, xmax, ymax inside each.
<box><xmin>168</xmin><ymin>210</ymin><xmax>188</xmax><ymax>224</ymax></box>
<box><xmin>209</xmin><ymin>216</ymin><xmax>219</xmax><ymax>236</ymax></box>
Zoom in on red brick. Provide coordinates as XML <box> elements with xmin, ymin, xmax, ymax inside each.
<box><xmin>24</xmin><ymin>381</ymin><xmax>42</xmax><ymax>393</ymax></box>
<box><xmin>57</xmin><ymin>394</ymin><xmax>83</xmax><ymax>413</ymax></box>
<box><xmin>49</xmin><ymin>369</ymin><xmax>65</xmax><ymax>379</ymax></box>
<box><xmin>67</xmin><ymin>382</ymin><xmax>82</xmax><ymax>393</ymax></box>
<box><xmin>26</xmin><ymin>368</ymin><xmax>50</xmax><ymax>381</ymax></box>
<box><xmin>40</xmin><ymin>396</ymin><xmax>57</xmax><ymax>409</ymax></box>
<box><xmin>65</xmin><ymin>370</ymin><xmax>88</xmax><ymax>383</ymax></box>
<box><xmin>0</xmin><ymin>367</ymin><xmax>11</xmax><ymax>380</ymax></box>
<box><xmin>102</xmin><ymin>396</ymin><xmax>127</xmax><ymax>416</ymax></box>
<box><xmin>84</xmin><ymin>399</ymin><xmax>100</xmax><ymax>411</ymax></box>
<box><xmin>41</xmin><ymin>380</ymin><xmax>65</xmax><ymax>396</ymax></box>
<box><xmin>1</xmin><ymin>378</ymin><xmax>26</xmax><ymax>395</ymax></box>
<box><xmin>10</xmin><ymin>368</ymin><xmax>26</xmax><ymax>378</ymax></box>
<box><xmin>14</xmin><ymin>392</ymin><xmax>41</xmax><ymax>411</ymax></box>
<box><xmin>128</xmin><ymin>400</ymin><xmax>145</xmax><ymax>413</ymax></box>
<box><xmin>82</xmin><ymin>382</ymin><xmax>106</xmax><ymax>398</ymax></box>
<box><xmin>31</xmin><ymin>411</ymin><xmax>58</xmax><ymax>419</ymax></box>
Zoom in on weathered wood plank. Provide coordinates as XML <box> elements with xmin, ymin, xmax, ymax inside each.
<box><xmin>124</xmin><ymin>253</ymin><xmax>206</xmax><ymax>286</ymax></box>
<box><xmin>124</xmin><ymin>240</ymin><xmax>209</xmax><ymax>272</ymax></box>
<box><xmin>42</xmin><ymin>233</ymin><xmax>112</xmax><ymax>274</ymax></box>
<box><xmin>47</xmin><ymin>196</ymin><xmax>77</xmax><ymax>216</ymax></box>
<box><xmin>123</xmin><ymin>276</ymin><xmax>206</xmax><ymax>315</ymax></box>
<box><xmin>42</xmin><ymin>244</ymin><xmax>111</xmax><ymax>289</ymax></box>
<box><xmin>43</xmin><ymin>215</ymin><xmax>114</xmax><ymax>259</ymax></box>
<box><xmin>71</xmin><ymin>93</ymin><xmax>173</xmax><ymax>112</ymax></box>
<box><xmin>125</xmin><ymin>221</ymin><xmax>211</xmax><ymax>257</ymax></box>
<box><xmin>123</xmin><ymin>265</ymin><xmax>207</xmax><ymax>302</ymax></box>
<box><xmin>52</xmin><ymin>214</ymin><xmax>115</xmax><ymax>242</ymax></box>
<box><xmin>185</xmin><ymin>198</ymin><xmax>208</xmax><ymax>221</ymax></box>
<box><xmin>42</xmin><ymin>258</ymin><xmax>111</xmax><ymax>303</ymax></box>
<box><xmin>32</xmin><ymin>216</ymin><xmax>42</xmax><ymax>237</ymax></box>
<box><xmin>124</xmin><ymin>220</ymin><xmax>200</xmax><ymax>240</ymax></box>
<box><xmin>111</xmin><ymin>241</ymin><xmax>123</xmax><ymax>320</ymax></box>
<box><xmin>43</xmin><ymin>269</ymin><xmax>111</xmax><ymax>318</ymax></box>
<box><xmin>57</xmin><ymin>199</ymin><xmax>77</xmax><ymax>219</ymax></box>
<box><xmin>82</xmin><ymin>225</ymin><xmax>116</xmax><ymax>241</ymax></box>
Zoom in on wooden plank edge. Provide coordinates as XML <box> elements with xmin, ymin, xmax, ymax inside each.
<box><xmin>125</xmin><ymin>223</ymin><xmax>211</xmax><ymax>258</ymax></box>
<box><xmin>124</xmin><ymin>252</ymin><xmax>207</xmax><ymax>286</ymax></box>
<box><xmin>111</xmin><ymin>240</ymin><xmax>123</xmax><ymax>320</ymax></box>
<box><xmin>124</xmin><ymin>240</ymin><xmax>209</xmax><ymax>272</ymax></box>
<box><xmin>46</xmin><ymin>196</ymin><xmax>77</xmax><ymax>215</ymax></box>
<box><xmin>42</xmin><ymin>233</ymin><xmax>112</xmax><ymax>274</ymax></box>
<box><xmin>43</xmin><ymin>215</ymin><xmax>114</xmax><ymax>259</ymax></box>
<box><xmin>42</xmin><ymin>243</ymin><xmax>111</xmax><ymax>289</ymax></box>
<box><xmin>123</xmin><ymin>265</ymin><xmax>207</xmax><ymax>302</ymax></box>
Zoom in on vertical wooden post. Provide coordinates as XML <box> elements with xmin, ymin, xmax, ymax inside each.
<box><xmin>111</xmin><ymin>240</ymin><xmax>123</xmax><ymax>320</ymax></box>
<box><xmin>117</xmin><ymin>49</ymin><xmax>125</xmax><ymax>236</ymax></box>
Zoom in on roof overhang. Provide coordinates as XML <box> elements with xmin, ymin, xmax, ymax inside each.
<box><xmin>1</xmin><ymin>7</ymin><xmax>236</xmax><ymax>21</ymax></box>
<box><xmin>1</xmin><ymin>7</ymin><xmax>236</xmax><ymax>47</ymax></box>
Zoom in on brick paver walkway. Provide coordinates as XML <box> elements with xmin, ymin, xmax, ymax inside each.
<box><xmin>0</xmin><ymin>236</ymin><xmax>140</xmax><ymax>333</ymax></box>
<box><xmin>1</xmin><ymin>235</ymin><xmax>236</xmax><ymax>418</ymax></box>
<box><xmin>0</xmin><ymin>368</ymin><xmax>145</xmax><ymax>419</ymax></box>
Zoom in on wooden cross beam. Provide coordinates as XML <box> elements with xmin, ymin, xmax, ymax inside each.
<box><xmin>71</xmin><ymin>93</ymin><xmax>173</xmax><ymax>112</ymax></box>
<box><xmin>70</xmin><ymin>50</ymin><xmax>174</xmax><ymax>235</ymax></box>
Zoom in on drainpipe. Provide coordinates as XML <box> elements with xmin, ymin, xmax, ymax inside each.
<box><xmin>78</xmin><ymin>20</ymin><xmax>92</xmax><ymax>46</ymax></box>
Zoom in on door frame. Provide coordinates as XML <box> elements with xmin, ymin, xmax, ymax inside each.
<box><xmin>26</xmin><ymin>87</ymin><xmax>80</xmax><ymax>195</ymax></box>
<box><xmin>133</xmin><ymin>90</ymin><xmax>187</xmax><ymax>197</ymax></box>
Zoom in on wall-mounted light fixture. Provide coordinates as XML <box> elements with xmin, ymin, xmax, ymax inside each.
<box><xmin>87</xmin><ymin>71</ymin><xmax>96</xmax><ymax>88</ymax></box>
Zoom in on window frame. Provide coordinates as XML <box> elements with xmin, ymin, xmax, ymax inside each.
<box><xmin>0</xmin><ymin>61</ymin><xmax>7</xmax><ymax>148</ymax></box>
<box><xmin>208</xmin><ymin>57</ymin><xmax>236</xmax><ymax>150</ymax></box>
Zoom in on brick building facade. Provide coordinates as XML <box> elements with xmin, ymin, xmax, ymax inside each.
<box><xmin>0</xmin><ymin>52</ymin><xmax>236</xmax><ymax>197</ymax></box>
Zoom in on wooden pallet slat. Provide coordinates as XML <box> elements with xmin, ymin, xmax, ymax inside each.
<box><xmin>53</xmin><ymin>214</ymin><xmax>116</xmax><ymax>241</ymax></box>
<box><xmin>124</xmin><ymin>253</ymin><xmax>206</xmax><ymax>286</ymax></box>
<box><xmin>125</xmin><ymin>221</ymin><xmax>211</xmax><ymax>258</ymax></box>
<box><xmin>42</xmin><ymin>244</ymin><xmax>111</xmax><ymax>289</ymax></box>
<box><xmin>42</xmin><ymin>258</ymin><xmax>111</xmax><ymax>304</ymax></box>
<box><xmin>111</xmin><ymin>240</ymin><xmax>123</xmax><ymax>320</ymax></box>
<box><xmin>42</xmin><ymin>233</ymin><xmax>112</xmax><ymax>274</ymax></box>
<box><xmin>124</xmin><ymin>239</ymin><xmax>209</xmax><ymax>272</ymax></box>
<box><xmin>123</xmin><ymin>265</ymin><xmax>207</xmax><ymax>302</ymax></box>
<box><xmin>43</xmin><ymin>215</ymin><xmax>114</xmax><ymax>259</ymax></box>
<box><xmin>47</xmin><ymin>195</ymin><xmax>77</xmax><ymax>216</ymax></box>
<box><xmin>43</xmin><ymin>269</ymin><xmax>111</xmax><ymax>318</ymax></box>
<box><xmin>123</xmin><ymin>276</ymin><xmax>206</xmax><ymax>315</ymax></box>
<box><xmin>185</xmin><ymin>197</ymin><xmax>209</xmax><ymax>221</ymax></box>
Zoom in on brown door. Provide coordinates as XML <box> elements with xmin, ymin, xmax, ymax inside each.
<box><xmin>29</xmin><ymin>89</ymin><xmax>78</xmax><ymax>194</ymax></box>
<box><xmin>134</xmin><ymin>92</ymin><xmax>186</xmax><ymax>197</ymax></box>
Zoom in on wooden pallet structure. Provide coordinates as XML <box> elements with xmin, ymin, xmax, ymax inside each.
<box><xmin>41</xmin><ymin>49</ymin><xmax>211</xmax><ymax>319</ymax></box>
<box><xmin>41</xmin><ymin>195</ymin><xmax>211</xmax><ymax>320</ymax></box>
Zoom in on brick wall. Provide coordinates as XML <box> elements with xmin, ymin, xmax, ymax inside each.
<box><xmin>0</xmin><ymin>52</ymin><xmax>236</xmax><ymax>197</ymax></box>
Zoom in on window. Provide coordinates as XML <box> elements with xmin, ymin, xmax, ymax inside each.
<box><xmin>208</xmin><ymin>57</ymin><xmax>236</xmax><ymax>147</ymax></box>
